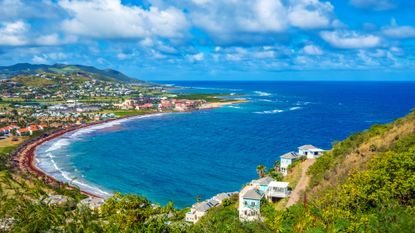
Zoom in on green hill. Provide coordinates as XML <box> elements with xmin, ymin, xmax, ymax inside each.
<box><xmin>268</xmin><ymin>110</ymin><xmax>415</xmax><ymax>232</ymax></box>
<box><xmin>0</xmin><ymin>63</ymin><xmax>142</xmax><ymax>84</ymax></box>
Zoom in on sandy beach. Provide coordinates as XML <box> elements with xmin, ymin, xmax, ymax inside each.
<box><xmin>13</xmin><ymin>100</ymin><xmax>247</xmax><ymax>198</ymax></box>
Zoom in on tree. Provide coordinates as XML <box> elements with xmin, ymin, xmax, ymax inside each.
<box><xmin>256</xmin><ymin>165</ymin><xmax>266</xmax><ymax>178</ymax></box>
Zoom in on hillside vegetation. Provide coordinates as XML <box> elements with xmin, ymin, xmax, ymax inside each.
<box><xmin>0</xmin><ymin>108</ymin><xmax>414</xmax><ymax>232</ymax></box>
<box><xmin>0</xmin><ymin>63</ymin><xmax>141</xmax><ymax>83</ymax></box>
<box><xmin>267</xmin><ymin>110</ymin><xmax>415</xmax><ymax>232</ymax></box>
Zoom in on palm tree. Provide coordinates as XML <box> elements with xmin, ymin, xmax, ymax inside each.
<box><xmin>256</xmin><ymin>165</ymin><xmax>266</xmax><ymax>178</ymax></box>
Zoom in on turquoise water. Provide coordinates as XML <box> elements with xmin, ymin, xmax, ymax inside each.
<box><xmin>36</xmin><ymin>82</ymin><xmax>415</xmax><ymax>208</ymax></box>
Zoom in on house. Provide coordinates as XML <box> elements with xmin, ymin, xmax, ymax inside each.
<box><xmin>212</xmin><ymin>192</ymin><xmax>238</xmax><ymax>203</ymax></box>
<box><xmin>16</xmin><ymin>127</ymin><xmax>31</xmax><ymax>136</ymax></box>
<box><xmin>185</xmin><ymin>199</ymin><xmax>219</xmax><ymax>223</ymax></box>
<box><xmin>16</xmin><ymin>125</ymin><xmax>45</xmax><ymax>136</ymax></box>
<box><xmin>265</xmin><ymin>181</ymin><xmax>290</xmax><ymax>202</ymax></box>
<box><xmin>251</xmin><ymin>176</ymin><xmax>275</xmax><ymax>193</ymax></box>
<box><xmin>298</xmin><ymin>145</ymin><xmax>325</xmax><ymax>159</ymax></box>
<box><xmin>137</xmin><ymin>103</ymin><xmax>154</xmax><ymax>110</ymax></box>
<box><xmin>239</xmin><ymin>186</ymin><xmax>264</xmax><ymax>221</ymax></box>
<box><xmin>280</xmin><ymin>151</ymin><xmax>301</xmax><ymax>176</ymax></box>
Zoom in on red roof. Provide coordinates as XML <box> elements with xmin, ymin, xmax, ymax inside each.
<box><xmin>18</xmin><ymin>128</ymin><xmax>30</xmax><ymax>133</ymax></box>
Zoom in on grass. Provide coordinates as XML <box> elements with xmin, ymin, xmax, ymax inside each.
<box><xmin>11</xmin><ymin>76</ymin><xmax>54</xmax><ymax>87</ymax></box>
<box><xmin>101</xmin><ymin>109</ymin><xmax>157</xmax><ymax>117</ymax></box>
<box><xmin>283</xmin><ymin>161</ymin><xmax>304</xmax><ymax>191</ymax></box>
<box><xmin>307</xmin><ymin>110</ymin><xmax>415</xmax><ymax>201</ymax></box>
<box><xmin>175</xmin><ymin>93</ymin><xmax>234</xmax><ymax>103</ymax></box>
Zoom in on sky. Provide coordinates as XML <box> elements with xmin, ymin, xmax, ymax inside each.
<box><xmin>0</xmin><ymin>0</ymin><xmax>414</xmax><ymax>81</ymax></box>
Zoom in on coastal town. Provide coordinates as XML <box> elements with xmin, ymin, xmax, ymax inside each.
<box><xmin>0</xmin><ymin>64</ymin><xmax>332</xmax><ymax>231</ymax></box>
<box><xmin>0</xmin><ymin>65</ymin><xmax>239</xmax><ymax>138</ymax></box>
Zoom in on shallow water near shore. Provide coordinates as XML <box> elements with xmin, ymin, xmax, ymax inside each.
<box><xmin>36</xmin><ymin>81</ymin><xmax>415</xmax><ymax>208</ymax></box>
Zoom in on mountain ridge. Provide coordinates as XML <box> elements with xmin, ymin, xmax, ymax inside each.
<box><xmin>0</xmin><ymin>63</ymin><xmax>142</xmax><ymax>84</ymax></box>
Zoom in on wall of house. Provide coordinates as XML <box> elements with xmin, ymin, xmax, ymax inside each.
<box><xmin>242</xmin><ymin>198</ymin><xmax>260</xmax><ymax>210</ymax></box>
<box><xmin>281</xmin><ymin>158</ymin><xmax>292</xmax><ymax>168</ymax></box>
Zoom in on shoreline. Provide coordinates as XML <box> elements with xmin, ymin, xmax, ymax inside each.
<box><xmin>13</xmin><ymin>100</ymin><xmax>245</xmax><ymax>199</ymax></box>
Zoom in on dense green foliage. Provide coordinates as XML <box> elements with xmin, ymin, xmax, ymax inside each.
<box><xmin>268</xmin><ymin>114</ymin><xmax>415</xmax><ymax>232</ymax></box>
<box><xmin>190</xmin><ymin>195</ymin><xmax>272</xmax><ymax>233</ymax></box>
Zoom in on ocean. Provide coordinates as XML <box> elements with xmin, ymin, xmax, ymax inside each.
<box><xmin>35</xmin><ymin>81</ymin><xmax>415</xmax><ymax>208</ymax></box>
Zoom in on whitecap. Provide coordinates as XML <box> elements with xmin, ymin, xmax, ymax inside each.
<box><xmin>45</xmin><ymin>139</ymin><xmax>70</xmax><ymax>152</ymax></box>
<box><xmin>254</xmin><ymin>91</ymin><xmax>272</xmax><ymax>96</ymax></box>
<box><xmin>257</xmin><ymin>99</ymin><xmax>273</xmax><ymax>102</ymax></box>
<box><xmin>254</xmin><ymin>109</ymin><xmax>284</xmax><ymax>114</ymax></box>
<box><xmin>289</xmin><ymin>106</ymin><xmax>302</xmax><ymax>111</ymax></box>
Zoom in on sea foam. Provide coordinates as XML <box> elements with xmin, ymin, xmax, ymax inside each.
<box><xmin>254</xmin><ymin>109</ymin><xmax>284</xmax><ymax>114</ymax></box>
<box><xmin>254</xmin><ymin>91</ymin><xmax>272</xmax><ymax>96</ymax></box>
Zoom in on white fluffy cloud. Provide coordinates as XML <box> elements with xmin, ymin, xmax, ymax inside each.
<box><xmin>288</xmin><ymin>0</ymin><xmax>334</xmax><ymax>29</ymax></box>
<box><xmin>183</xmin><ymin>0</ymin><xmax>335</xmax><ymax>43</ymax></box>
<box><xmin>0</xmin><ymin>0</ymin><xmax>63</xmax><ymax>20</ymax></box>
<box><xmin>303</xmin><ymin>45</ymin><xmax>323</xmax><ymax>55</ymax></box>
<box><xmin>59</xmin><ymin>0</ymin><xmax>189</xmax><ymax>39</ymax></box>
<box><xmin>187</xmin><ymin>52</ymin><xmax>204</xmax><ymax>62</ymax></box>
<box><xmin>349</xmin><ymin>0</ymin><xmax>396</xmax><ymax>11</ymax></box>
<box><xmin>320</xmin><ymin>30</ymin><xmax>381</xmax><ymax>49</ymax></box>
<box><xmin>382</xmin><ymin>19</ymin><xmax>415</xmax><ymax>39</ymax></box>
<box><xmin>0</xmin><ymin>21</ymin><xmax>28</xmax><ymax>46</ymax></box>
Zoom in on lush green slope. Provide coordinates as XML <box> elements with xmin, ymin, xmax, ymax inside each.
<box><xmin>267</xmin><ymin>110</ymin><xmax>415</xmax><ymax>232</ymax></box>
<box><xmin>0</xmin><ymin>63</ymin><xmax>141</xmax><ymax>83</ymax></box>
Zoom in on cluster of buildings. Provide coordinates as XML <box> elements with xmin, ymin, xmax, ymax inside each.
<box><xmin>280</xmin><ymin>144</ymin><xmax>325</xmax><ymax>175</ymax></box>
<box><xmin>116</xmin><ymin>98</ymin><xmax>205</xmax><ymax>112</ymax></box>
<box><xmin>185</xmin><ymin>192</ymin><xmax>238</xmax><ymax>223</ymax></box>
<box><xmin>184</xmin><ymin>144</ymin><xmax>326</xmax><ymax>224</ymax></box>
<box><xmin>0</xmin><ymin>124</ymin><xmax>46</xmax><ymax>137</ymax></box>
<box><xmin>0</xmin><ymin>73</ymin><xmax>143</xmax><ymax>100</ymax></box>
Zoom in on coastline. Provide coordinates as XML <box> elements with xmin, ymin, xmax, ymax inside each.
<box><xmin>13</xmin><ymin>100</ymin><xmax>245</xmax><ymax>199</ymax></box>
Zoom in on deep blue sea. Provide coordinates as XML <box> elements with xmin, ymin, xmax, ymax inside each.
<box><xmin>35</xmin><ymin>82</ymin><xmax>415</xmax><ymax>208</ymax></box>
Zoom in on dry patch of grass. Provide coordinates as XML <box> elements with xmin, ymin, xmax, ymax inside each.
<box><xmin>308</xmin><ymin>116</ymin><xmax>415</xmax><ymax>201</ymax></box>
<box><xmin>0</xmin><ymin>136</ymin><xmax>28</xmax><ymax>149</ymax></box>
<box><xmin>284</xmin><ymin>160</ymin><xmax>306</xmax><ymax>189</ymax></box>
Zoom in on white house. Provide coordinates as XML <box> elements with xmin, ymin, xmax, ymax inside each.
<box><xmin>298</xmin><ymin>145</ymin><xmax>325</xmax><ymax>159</ymax></box>
<box><xmin>185</xmin><ymin>199</ymin><xmax>219</xmax><ymax>223</ymax></box>
<box><xmin>239</xmin><ymin>186</ymin><xmax>264</xmax><ymax>221</ymax></box>
<box><xmin>251</xmin><ymin>176</ymin><xmax>275</xmax><ymax>193</ymax></box>
<box><xmin>280</xmin><ymin>151</ymin><xmax>300</xmax><ymax>176</ymax></box>
<box><xmin>265</xmin><ymin>181</ymin><xmax>290</xmax><ymax>202</ymax></box>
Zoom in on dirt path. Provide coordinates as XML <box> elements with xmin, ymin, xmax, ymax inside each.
<box><xmin>286</xmin><ymin>159</ymin><xmax>316</xmax><ymax>207</ymax></box>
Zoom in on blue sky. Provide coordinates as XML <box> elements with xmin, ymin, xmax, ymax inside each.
<box><xmin>0</xmin><ymin>0</ymin><xmax>414</xmax><ymax>81</ymax></box>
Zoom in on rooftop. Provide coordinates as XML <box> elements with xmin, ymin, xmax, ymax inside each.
<box><xmin>194</xmin><ymin>199</ymin><xmax>219</xmax><ymax>212</ymax></box>
<box><xmin>268</xmin><ymin>181</ymin><xmax>289</xmax><ymax>188</ymax></box>
<box><xmin>298</xmin><ymin>144</ymin><xmax>319</xmax><ymax>150</ymax></box>
<box><xmin>280</xmin><ymin>151</ymin><xmax>299</xmax><ymax>159</ymax></box>
<box><xmin>253</xmin><ymin>176</ymin><xmax>275</xmax><ymax>186</ymax></box>
<box><xmin>242</xmin><ymin>188</ymin><xmax>264</xmax><ymax>200</ymax></box>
